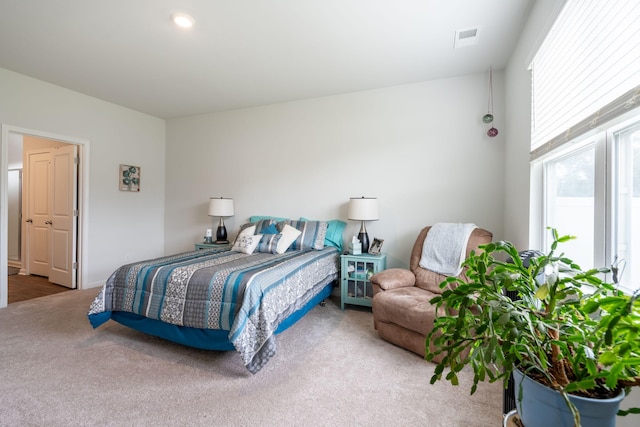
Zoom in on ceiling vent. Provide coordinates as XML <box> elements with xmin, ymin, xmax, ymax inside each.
<box><xmin>454</xmin><ymin>27</ymin><xmax>480</xmax><ymax>48</ymax></box>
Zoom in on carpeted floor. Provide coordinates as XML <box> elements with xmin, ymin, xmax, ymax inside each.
<box><xmin>0</xmin><ymin>289</ymin><xmax>503</xmax><ymax>426</ymax></box>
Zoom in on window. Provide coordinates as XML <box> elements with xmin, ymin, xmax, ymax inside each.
<box><xmin>531</xmin><ymin>0</ymin><xmax>640</xmax><ymax>294</ymax></box>
<box><xmin>544</xmin><ymin>143</ymin><xmax>595</xmax><ymax>269</ymax></box>
<box><xmin>530</xmin><ymin>0</ymin><xmax>640</xmax><ymax>153</ymax></box>
<box><xmin>612</xmin><ymin>123</ymin><xmax>640</xmax><ymax>292</ymax></box>
<box><xmin>538</xmin><ymin>114</ymin><xmax>640</xmax><ymax>294</ymax></box>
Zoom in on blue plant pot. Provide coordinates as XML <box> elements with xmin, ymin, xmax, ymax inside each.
<box><xmin>512</xmin><ymin>369</ymin><xmax>625</xmax><ymax>427</ymax></box>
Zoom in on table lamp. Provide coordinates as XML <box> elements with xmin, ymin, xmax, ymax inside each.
<box><xmin>208</xmin><ymin>197</ymin><xmax>234</xmax><ymax>244</ymax></box>
<box><xmin>348</xmin><ymin>197</ymin><xmax>379</xmax><ymax>253</ymax></box>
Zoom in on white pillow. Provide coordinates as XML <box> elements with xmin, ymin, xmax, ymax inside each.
<box><xmin>231</xmin><ymin>223</ymin><xmax>257</xmax><ymax>246</ymax></box>
<box><xmin>232</xmin><ymin>234</ymin><xmax>262</xmax><ymax>254</ymax></box>
<box><xmin>276</xmin><ymin>224</ymin><xmax>302</xmax><ymax>254</ymax></box>
<box><xmin>237</xmin><ymin>224</ymin><xmax>256</xmax><ymax>239</ymax></box>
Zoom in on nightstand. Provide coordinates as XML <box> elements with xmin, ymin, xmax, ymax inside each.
<box><xmin>340</xmin><ymin>253</ymin><xmax>387</xmax><ymax>310</ymax></box>
<box><xmin>194</xmin><ymin>243</ymin><xmax>228</xmax><ymax>250</ymax></box>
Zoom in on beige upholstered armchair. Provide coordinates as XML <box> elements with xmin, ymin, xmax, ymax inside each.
<box><xmin>370</xmin><ymin>225</ymin><xmax>492</xmax><ymax>361</ymax></box>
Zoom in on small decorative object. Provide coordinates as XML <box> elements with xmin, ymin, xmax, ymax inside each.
<box><xmin>349</xmin><ymin>236</ymin><xmax>362</xmax><ymax>255</ymax></box>
<box><xmin>483</xmin><ymin>67</ymin><xmax>498</xmax><ymax>137</ymax></box>
<box><xmin>348</xmin><ymin>196</ymin><xmax>379</xmax><ymax>253</ymax></box>
<box><xmin>119</xmin><ymin>164</ymin><xmax>140</xmax><ymax>191</ymax></box>
<box><xmin>368</xmin><ymin>238</ymin><xmax>384</xmax><ymax>255</ymax></box>
<box><xmin>203</xmin><ymin>229</ymin><xmax>213</xmax><ymax>244</ymax></box>
<box><xmin>208</xmin><ymin>197</ymin><xmax>234</xmax><ymax>244</ymax></box>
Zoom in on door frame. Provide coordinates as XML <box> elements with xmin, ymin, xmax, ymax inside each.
<box><xmin>1</xmin><ymin>124</ymin><xmax>90</xmax><ymax>308</ymax></box>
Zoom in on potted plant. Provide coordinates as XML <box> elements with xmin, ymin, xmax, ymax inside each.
<box><xmin>425</xmin><ymin>229</ymin><xmax>640</xmax><ymax>427</ymax></box>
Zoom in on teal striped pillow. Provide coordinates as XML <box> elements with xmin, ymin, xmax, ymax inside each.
<box><xmin>253</xmin><ymin>218</ymin><xmax>277</xmax><ymax>234</ymax></box>
<box><xmin>256</xmin><ymin>234</ymin><xmax>281</xmax><ymax>254</ymax></box>
<box><xmin>250</xmin><ymin>215</ymin><xmax>288</xmax><ymax>223</ymax></box>
<box><xmin>300</xmin><ymin>218</ymin><xmax>346</xmax><ymax>252</ymax></box>
<box><xmin>278</xmin><ymin>220</ymin><xmax>327</xmax><ymax>251</ymax></box>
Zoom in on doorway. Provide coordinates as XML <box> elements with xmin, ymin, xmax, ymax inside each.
<box><xmin>25</xmin><ymin>142</ymin><xmax>77</xmax><ymax>287</ymax></box>
<box><xmin>1</xmin><ymin>125</ymin><xmax>89</xmax><ymax>308</ymax></box>
<box><xmin>7</xmin><ymin>168</ymin><xmax>21</xmax><ymax>269</ymax></box>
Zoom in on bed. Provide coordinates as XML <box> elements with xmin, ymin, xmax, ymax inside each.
<box><xmin>88</xmin><ymin>218</ymin><xmax>345</xmax><ymax>373</ymax></box>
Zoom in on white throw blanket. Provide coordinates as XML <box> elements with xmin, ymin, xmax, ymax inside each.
<box><xmin>419</xmin><ymin>223</ymin><xmax>477</xmax><ymax>276</ymax></box>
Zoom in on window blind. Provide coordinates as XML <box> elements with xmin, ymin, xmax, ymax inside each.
<box><xmin>530</xmin><ymin>0</ymin><xmax>640</xmax><ymax>158</ymax></box>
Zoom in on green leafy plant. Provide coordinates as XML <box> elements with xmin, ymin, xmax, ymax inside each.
<box><xmin>426</xmin><ymin>229</ymin><xmax>640</xmax><ymax>425</ymax></box>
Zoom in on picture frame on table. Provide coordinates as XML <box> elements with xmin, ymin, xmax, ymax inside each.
<box><xmin>368</xmin><ymin>238</ymin><xmax>384</xmax><ymax>255</ymax></box>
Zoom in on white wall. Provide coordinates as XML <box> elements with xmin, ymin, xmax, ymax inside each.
<box><xmin>7</xmin><ymin>132</ymin><xmax>22</xmax><ymax>169</ymax></box>
<box><xmin>0</xmin><ymin>67</ymin><xmax>166</xmax><ymax>292</ymax></box>
<box><xmin>165</xmin><ymin>73</ymin><xmax>506</xmax><ymax>268</ymax></box>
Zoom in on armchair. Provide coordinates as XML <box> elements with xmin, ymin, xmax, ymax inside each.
<box><xmin>370</xmin><ymin>225</ymin><xmax>492</xmax><ymax>361</ymax></box>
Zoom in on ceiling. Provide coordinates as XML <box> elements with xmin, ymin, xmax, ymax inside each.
<box><xmin>0</xmin><ymin>0</ymin><xmax>533</xmax><ymax>119</ymax></box>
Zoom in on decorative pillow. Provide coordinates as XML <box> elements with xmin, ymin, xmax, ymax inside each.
<box><xmin>278</xmin><ymin>220</ymin><xmax>327</xmax><ymax>251</ymax></box>
<box><xmin>276</xmin><ymin>224</ymin><xmax>302</xmax><ymax>254</ymax></box>
<box><xmin>300</xmin><ymin>217</ymin><xmax>346</xmax><ymax>252</ymax></box>
<box><xmin>231</xmin><ymin>234</ymin><xmax>262</xmax><ymax>254</ymax></box>
<box><xmin>232</xmin><ymin>224</ymin><xmax>257</xmax><ymax>245</ymax></box>
<box><xmin>250</xmin><ymin>215</ymin><xmax>288</xmax><ymax>224</ymax></box>
<box><xmin>256</xmin><ymin>233</ymin><xmax>282</xmax><ymax>254</ymax></box>
<box><xmin>261</xmin><ymin>223</ymin><xmax>279</xmax><ymax>235</ymax></box>
<box><xmin>253</xmin><ymin>218</ymin><xmax>278</xmax><ymax>234</ymax></box>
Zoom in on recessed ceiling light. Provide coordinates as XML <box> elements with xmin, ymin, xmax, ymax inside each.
<box><xmin>172</xmin><ymin>13</ymin><xmax>195</xmax><ymax>29</ymax></box>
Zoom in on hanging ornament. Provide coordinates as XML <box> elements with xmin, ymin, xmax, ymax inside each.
<box><xmin>484</xmin><ymin>66</ymin><xmax>498</xmax><ymax>137</ymax></box>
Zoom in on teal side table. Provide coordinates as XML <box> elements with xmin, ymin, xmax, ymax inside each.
<box><xmin>194</xmin><ymin>243</ymin><xmax>229</xmax><ymax>250</ymax></box>
<box><xmin>340</xmin><ymin>253</ymin><xmax>386</xmax><ymax>310</ymax></box>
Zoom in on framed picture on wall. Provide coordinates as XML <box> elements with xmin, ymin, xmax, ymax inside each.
<box><xmin>119</xmin><ymin>164</ymin><xmax>140</xmax><ymax>192</ymax></box>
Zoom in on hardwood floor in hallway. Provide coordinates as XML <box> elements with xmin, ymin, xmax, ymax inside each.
<box><xmin>8</xmin><ymin>273</ymin><xmax>72</xmax><ymax>304</ymax></box>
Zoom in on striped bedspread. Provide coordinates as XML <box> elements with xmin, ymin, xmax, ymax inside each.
<box><xmin>88</xmin><ymin>246</ymin><xmax>339</xmax><ymax>373</ymax></box>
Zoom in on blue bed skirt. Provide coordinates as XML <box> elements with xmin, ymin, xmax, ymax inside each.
<box><xmin>97</xmin><ymin>281</ymin><xmax>334</xmax><ymax>351</ymax></box>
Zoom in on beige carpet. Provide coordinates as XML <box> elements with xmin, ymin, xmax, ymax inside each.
<box><xmin>0</xmin><ymin>289</ymin><xmax>502</xmax><ymax>426</ymax></box>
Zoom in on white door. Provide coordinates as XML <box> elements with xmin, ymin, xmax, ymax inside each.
<box><xmin>27</xmin><ymin>150</ymin><xmax>51</xmax><ymax>277</ymax></box>
<box><xmin>25</xmin><ymin>146</ymin><xmax>78</xmax><ymax>288</ymax></box>
<box><xmin>49</xmin><ymin>145</ymin><xmax>77</xmax><ymax>288</ymax></box>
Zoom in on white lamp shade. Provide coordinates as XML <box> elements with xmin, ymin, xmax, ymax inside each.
<box><xmin>348</xmin><ymin>197</ymin><xmax>379</xmax><ymax>221</ymax></box>
<box><xmin>208</xmin><ymin>197</ymin><xmax>234</xmax><ymax>217</ymax></box>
